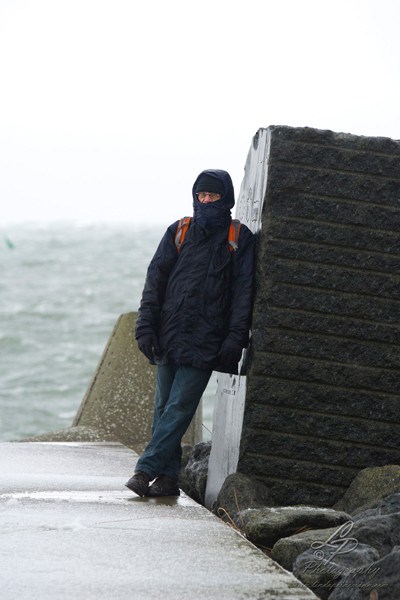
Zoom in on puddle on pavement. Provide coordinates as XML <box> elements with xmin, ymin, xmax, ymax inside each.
<box><xmin>1</xmin><ymin>490</ymin><xmax>197</xmax><ymax>507</ymax></box>
<box><xmin>126</xmin><ymin>494</ymin><xmax>196</xmax><ymax>507</ymax></box>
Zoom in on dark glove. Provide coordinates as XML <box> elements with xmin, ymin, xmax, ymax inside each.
<box><xmin>218</xmin><ymin>338</ymin><xmax>243</xmax><ymax>366</ymax></box>
<box><xmin>137</xmin><ymin>334</ymin><xmax>160</xmax><ymax>361</ymax></box>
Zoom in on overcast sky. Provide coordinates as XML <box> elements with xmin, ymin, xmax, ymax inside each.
<box><xmin>1</xmin><ymin>0</ymin><xmax>399</xmax><ymax>224</ymax></box>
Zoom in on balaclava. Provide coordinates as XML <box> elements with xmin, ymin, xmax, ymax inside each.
<box><xmin>192</xmin><ymin>169</ymin><xmax>235</xmax><ymax>228</ymax></box>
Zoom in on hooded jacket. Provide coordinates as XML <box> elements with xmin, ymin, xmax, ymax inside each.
<box><xmin>135</xmin><ymin>169</ymin><xmax>255</xmax><ymax>374</ymax></box>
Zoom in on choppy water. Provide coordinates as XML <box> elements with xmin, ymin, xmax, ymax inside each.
<box><xmin>0</xmin><ymin>222</ymin><xmax>215</xmax><ymax>442</ymax></box>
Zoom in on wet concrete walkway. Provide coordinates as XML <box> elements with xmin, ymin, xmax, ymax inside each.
<box><xmin>0</xmin><ymin>442</ymin><xmax>317</xmax><ymax>599</ymax></box>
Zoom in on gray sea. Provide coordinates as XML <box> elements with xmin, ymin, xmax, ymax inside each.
<box><xmin>0</xmin><ymin>222</ymin><xmax>215</xmax><ymax>443</ymax></box>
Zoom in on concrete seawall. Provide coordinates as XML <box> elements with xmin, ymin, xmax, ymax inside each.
<box><xmin>24</xmin><ymin>312</ymin><xmax>202</xmax><ymax>451</ymax></box>
<box><xmin>73</xmin><ymin>311</ymin><xmax>203</xmax><ymax>452</ymax></box>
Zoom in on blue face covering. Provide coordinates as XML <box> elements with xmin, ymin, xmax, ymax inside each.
<box><xmin>193</xmin><ymin>197</ymin><xmax>231</xmax><ymax>228</ymax></box>
<box><xmin>192</xmin><ymin>169</ymin><xmax>235</xmax><ymax>228</ymax></box>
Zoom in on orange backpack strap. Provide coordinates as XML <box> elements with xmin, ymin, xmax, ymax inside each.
<box><xmin>228</xmin><ymin>219</ymin><xmax>241</xmax><ymax>252</ymax></box>
<box><xmin>175</xmin><ymin>217</ymin><xmax>240</xmax><ymax>253</ymax></box>
<box><xmin>175</xmin><ymin>217</ymin><xmax>192</xmax><ymax>252</ymax></box>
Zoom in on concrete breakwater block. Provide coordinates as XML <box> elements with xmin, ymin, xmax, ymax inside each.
<box><xmin>206</xmin><ymin>125</ymin><xmax>400</xmax><ymax>508</ymax></box>
<box><xmin>73</xmin><ymin>312</ymin><xmax>202</xmax><ymax>453</ymax></box>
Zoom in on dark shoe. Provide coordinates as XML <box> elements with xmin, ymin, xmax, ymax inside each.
<box><xmin>145</xmin><ymin>475</ymin><xmax>180</xmax><ymax>497</ymax></box>
<box><xmin>125</xmin><ymin>471</ymin><xmax>151</xmax><ymax>497</ymax></box>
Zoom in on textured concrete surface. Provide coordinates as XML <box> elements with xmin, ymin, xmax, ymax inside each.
<box><xmin>0</xmin><ymin>442</ymin><xmax>317</xmax><ymax>600</ymax></box>
<box><xmin>72</xmin><ymin>312</ymin><xmax>202</xmax><ymax>452</ymax></box>
<box><xmin>208</xmin><ymin>125</ymin><xmax>400</xmax><ymax>508</ymax></box>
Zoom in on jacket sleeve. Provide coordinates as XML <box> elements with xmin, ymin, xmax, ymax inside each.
<box><xmin>135</xmin><ymin>222</ymin><xmax>179</xmax><ymax>339</ymax></box>
<box><xmin>227</xmin><ymin>224</ymin><xmax>255</xmax><ymax>348</ymax></box>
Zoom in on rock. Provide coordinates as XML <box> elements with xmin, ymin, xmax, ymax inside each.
<box><xmin>379</xmin><ymin>492</ymin><xmax>400</xmax><ymax>515</ymax></box>
<box><xmin>270</xmin><ymin>490</ymin><xmax>400</xmax><ymax>599</ymax></box>
<box><xmin>235</xmin><ymin>506</ymin><xmax>350</xmax><ymax>549</ymax></box>
<box><xmin>333</xmin><ymin>465</ymin><xmax>400</xmax><ymax>514</ymax></box>
<box><xmin>328</xmin><ymin>548</ymin><xmax>400</xmax><ymax>600</ymax></box>
<box><xmin>271</xmin><ymin>527</ymin><xmax>339</xmax><ymax>571</ymax></box>
<box><xmin>352</xmin><ymin>513</ymin><xmax>400</xmax><ymax>558</ymax></box>
<box><xmin>353</xmin><ymin>492</ymin><xmax>400</xmax><ymax>521</ymax></box>
<box><xmin>180</xmin><ymin>441</ymin><xmax>211</xmax><ymax>505</ymax></box>
<box><xmin>352</xmin><ymin>507</ymin><xmax>381</xmax><ymax>522</ymax></box>
<box><xmin>213</xmin><ymin>472</ymin><xmax>274</xmax><ymax>521</ymax></box>
<box><xmin>293</xmin><ymin>543</ymin><xmax>379</xmax><ymax>600</ymax></box>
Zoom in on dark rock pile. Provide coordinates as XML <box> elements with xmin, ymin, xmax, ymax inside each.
<box><xmin>183</xmin><ymin>444</ymin><xmax>400</xmax><ymax>599</ymax></box>
<box><xmin>286</xmin><ymin>494</ymin><xmax>400</xmax><ymax>600</ymax></box>
<box><xmin>179</xmin><ymin>441</ymin><xmax>211</xmax><ymax>505</ymax></box>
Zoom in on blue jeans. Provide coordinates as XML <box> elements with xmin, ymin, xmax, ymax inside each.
<box><xmin>135</xmin><ymin>364</ymin><xmax>212</xmax><ymax>480</ymax></box>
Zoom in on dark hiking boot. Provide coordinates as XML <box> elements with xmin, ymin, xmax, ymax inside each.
<box><xmin>125</xmin><ymin>471</ymin><xmax>151</xmax><ymax>497</ymax></box>
<box><xmin>145</xmin><ymin>475</ymin><xmax>180</xmax><ymax>497</ymax></box>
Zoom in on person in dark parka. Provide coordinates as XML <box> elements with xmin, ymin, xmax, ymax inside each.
<box><xmin>125</xmin><ymin>169</ymin><xmax>255</xmax><ymax>497</ymax></box>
